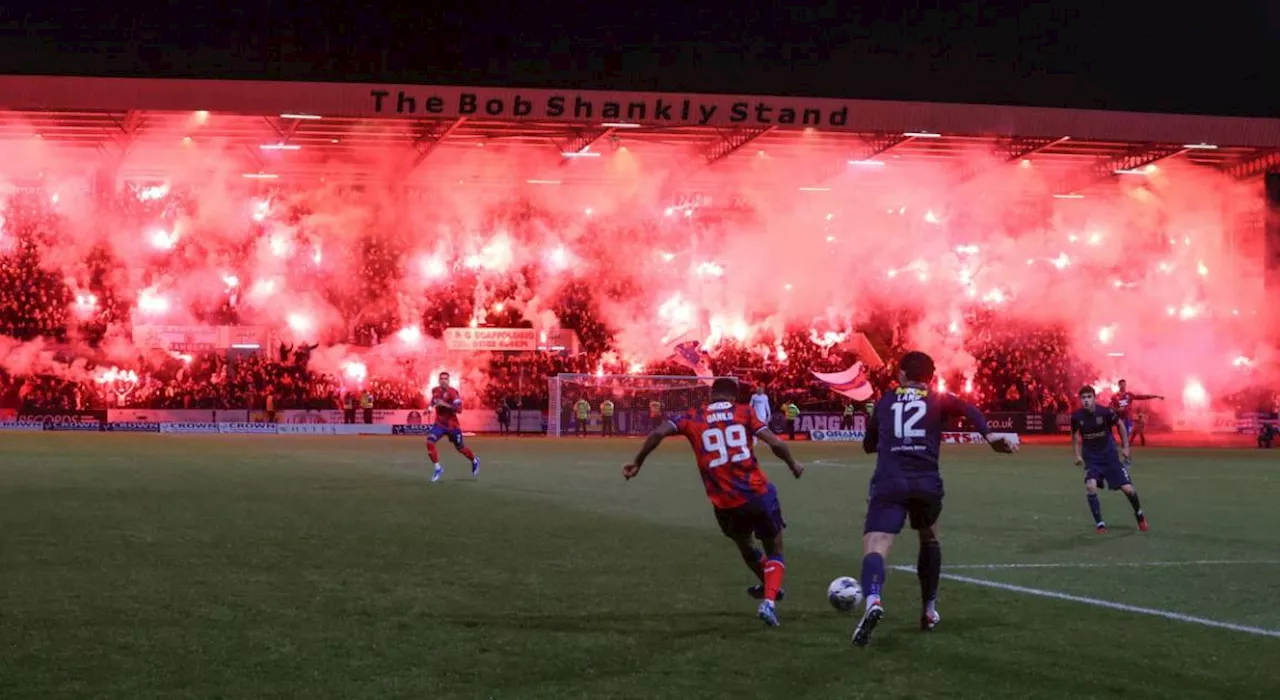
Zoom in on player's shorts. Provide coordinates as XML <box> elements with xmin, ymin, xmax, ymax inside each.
<box><xmin>863</xmin><ymin>474</ymin><xmax>944</xmax><ymax>535</ymax></box>
<box><xmin>1084</xmin><ymin>456</ymin><xmax>1131</xmax><ymax>490</ymax></box>
<box><xmin>1122</xmin><ymin>417</ymin><xmax>1134</xmax><ymax>435</ymax></box>
<box><xmin>427</xmin><ymin>422</ymin><xmax>464</xmax><ymax>448</ymax></box>
<box><xmin>714</xmin><ymin>484</ymin><xmax>785</xmax><ymax>541</ymax></box>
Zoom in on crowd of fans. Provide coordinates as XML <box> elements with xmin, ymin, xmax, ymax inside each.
<box><xmin>1</xmin><ymin>186</ymin><xmax>1273</xmax><ymax>422</ymax></box>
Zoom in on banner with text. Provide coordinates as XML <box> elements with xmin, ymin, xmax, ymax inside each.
<box><xmin>132</xmin><ymin>325</ymin><xmax>268</xmax><ymax>351</ymax></box>
<box><xmin>367</xmin><ymin>87</ymin><xmax>861</xmax><ymax>129</ymax></box>
<box><xmin>444</xmin><ymin>328</ymin><xmax>538</xmax><ymax>352</ymax></box>
<box><xmin>108</xmin><ymin>409</ymin><xmax>250</xmax><ymax>424</ymax></box>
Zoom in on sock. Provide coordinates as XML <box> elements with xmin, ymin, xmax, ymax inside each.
<box><xmin>459</xmin><ymin>446</ymin><xmax>477</xmax><ymax>461</ymax></box>
<box><xmin>1125</xmin><ymin>490</ymin><xmax>1143</xmax><ymax>518</ymax></box>
<box><xmin>762</xmin><ymin>556</ymin><xmax>785</xmax><ymax>603</ymax></box>
<box><xmin>1087</xmin><ymin>493</ymin><xmax>1103</xmax><ymax>524</ymax></box>
<box><xmin>427</xmin><ymin>442</ymin><xmax>440</xmax><ymax>464</ymax></box>
<box><xmin>860</xmin><ymin>552</ymin><xmax>885</xmax><ymax>606</ymax></box>
<box><xmin>917</xmin><ymin>540</ymin><xmax>942</xmax><ymax>613</ymax></box>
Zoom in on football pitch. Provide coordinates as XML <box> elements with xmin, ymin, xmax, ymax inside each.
<box><xmin>1</xmin><ymin>434</ymin><xmax>1277</xmax><ymax>700</ymax></box>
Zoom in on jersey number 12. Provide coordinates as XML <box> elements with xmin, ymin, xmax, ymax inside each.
<box><xmin>702</xmin><ymin>425</ymin><xmax>751</xmax><ymax>468</ymax></box>
<box><xmin>891</xmin><ymin>400</ymin><xmax>927</xmax><ymax>439</ymax></box>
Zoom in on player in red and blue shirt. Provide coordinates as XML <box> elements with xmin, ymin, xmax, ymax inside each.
<box><xmin>1108</xmin><ymin>379</ymin><xmax>1163</xmax><ymax>441</ymax></box>
<box><xmin>623</xmin><ymin>378</ymin><xmax>804</xmax><ymax>627</ymax></box>
<box><xmin>428</xmin><ymin>372</ymin><xmax>480</xmax><ymax>482</ymax></box>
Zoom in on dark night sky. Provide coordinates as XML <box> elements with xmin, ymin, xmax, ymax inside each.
<box><xmin>0</xmin><ymin>1</ymin><xmax>1277</xmax><ymax>117</ymax></box>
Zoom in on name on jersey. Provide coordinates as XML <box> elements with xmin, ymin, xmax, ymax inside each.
<box><xmin>706</xmin><ymin>411</ymin><xmax>734</xmax><ymax>423</ymax></box>
<box><xmin>895</xmin><ymin>386</ymin><xmax>930</xmax><ymax>399</ymax></box>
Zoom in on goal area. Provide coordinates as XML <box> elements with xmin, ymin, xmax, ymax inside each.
<box><xmin>547</xmin><ymin>373</ymin><xmax>734</xmax><ymax>437</ymax></box>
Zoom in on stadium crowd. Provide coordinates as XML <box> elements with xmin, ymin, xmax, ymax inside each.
<box><xmin>1</xmin><ymin>186</ymin><xmax>1274</xmax><ymax>421</ymax></box>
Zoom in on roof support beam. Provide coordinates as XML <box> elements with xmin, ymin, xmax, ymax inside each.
<box><xmin>96</xmin><ymin>110</ymin><xmax>146</xmax><ymax>171</ymax></box>
<box><xmin>558</xmin><ymin>127</ymin><xmax>616</xmax><ymax>158</ymax></box>
<box><xmin>1223</xmin><ymin>150</ymin><xmax>1280</xmax><ymax>180</ymax></box>
<box><xmin>407</xmin><ymin>117</ymin><xmax>467</xmax><ymax>171</ymax></box>
<box><xmin>241</xmin><ymin>143</ymin><xmax>267</xmax><ymax>172</ymax></box>
<box><xmin>1051</xmin><ymin>144</ymin><xmax>1188</xmax><ymax>196</ymax></box>
<box><xmin>703</xmin><ymin>126</ymin><xmax>776</xmax><ymax>166</ymax></box>
<box><xmin>263</xmin><ymin>116</ymin><xmax>303</xmax><ymax>143</ymax></box>
<box><xmin>1005</xmin><ymin>135</ymin><xmax>1071</xmax><ymax>162</ymax></box>
<box><xmin>803</xmin><ymin>133</ymin><xmax>915</xmax><ymax>186</ymax></box>
<box><xmin>953</xmin><ymin>136</ymin><xmax>1071</xmax><ymax>185</ymax></box>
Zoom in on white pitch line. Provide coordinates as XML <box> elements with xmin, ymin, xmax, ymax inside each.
<box><xmin>890</xmin><ymin>565</ymin><xmax>1280</xmax><ymax>639</ymax></box>
<box><xmin>936</xmin><ymin>559</ymin><xmax>1280</xmax><ymax>571</ymax></box>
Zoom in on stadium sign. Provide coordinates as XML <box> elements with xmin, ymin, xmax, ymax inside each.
<box><xmin>159</xmin><ymin>423</ymin><xmax>220</xmax><ymax>434</ymax></box>
<box><xmin>277</xmin><ymin>424</ymin><xmax>337</xmax><ymax>435</ymax></box>
<box><xmin>17</xmin><ymin>410</ymin><xmax>107</xmax><ymax>424</ymax></box>
<box><xmin>795</xmin><ymin>413</ymin><xmax>866</xmax><ymax>436</ymax></box>
<box><xmin>105</xmin><ymin>422</ymin><xmax>162</xmax><ymax>433</ymax></box>
<box><xmin>0</xmin><ymin>421</ymin><xmax>45</xmax><ymax>432</ymax></box>
<box><xmin>217</xmin><ymin>423</ymin><xmax>279</xmax><ymax>435</ymax></box>
<box><xmin>810</xmin><ymin>429</ymin><xmax>866</xmax><ymax>442</ymax></box>
<box><xmin>444</xmin><ymin>327</ymin><xmax>538</xmax><ymax>352</ymax></box>
<box><xmin>391</xmin><ymin>424</ymin><xmax>434</xmax><ymax>436</ymax></box>
<box><xmin>132</xmin><ymin>325</ymin><xmax>267</xmax><ymax>351</ymax></box>
<box><xmin>370</xmin><ymin>89</ymin><xmax>854</xmax><ymax>128</ymax></box>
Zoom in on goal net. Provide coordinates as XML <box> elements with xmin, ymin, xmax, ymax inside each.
<box><xmin>548</xmin><ymin>373</ymin><xmax>735</xmax><ymax>437</ymax></box>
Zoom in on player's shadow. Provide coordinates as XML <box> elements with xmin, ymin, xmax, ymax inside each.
<box><xmin>1016</xmin><ymin>532</ymin><xmax>1116</xmax><ymax>556</ymax></box>
<box><xmin>436</xmin><ymin>611</ymin><xmax>741</xmax><ymax>639</ymax></box>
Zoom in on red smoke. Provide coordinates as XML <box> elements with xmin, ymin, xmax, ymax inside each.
<box><xmin>0</xmin><ymin>119</ymin><xmax>1273</xmax><ymax>420</ymax></box>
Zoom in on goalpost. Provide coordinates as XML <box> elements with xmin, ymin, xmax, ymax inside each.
<box><xmin>547</xmin><ymin>373</ymin><xmax>735</xmax><ymax>437</ymax></box>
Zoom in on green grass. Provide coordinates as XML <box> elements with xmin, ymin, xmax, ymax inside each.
<box><xmin>1</xmin><ymin>434</ymin><xmax>1277</xmax><ymax>699</ymax></box>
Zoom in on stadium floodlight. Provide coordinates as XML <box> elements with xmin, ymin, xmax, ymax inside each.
<box><xmin>526</xmin><ymin>179</ymin><xmax>562</xmax><ymax>185</ymax></box>
<box><xmin>848</xmin><ymin>159</ymin><xmax>886</xmax><ymax>166</ymax></box>
<box><xmin>798</xmin><ymin>186</ymin><xmax>831</xmax><ymax>192</ymax></box>
<box><xmin>260</xmin><ymin>143</ymin><xmax>301</xmax><ymax>151</ymax></box>
<box><xmin>242</xmin><ymin>173</ymin><xmax>279</xmax><ymax>179</ymax></box>
<box><xmin>231</xmin><ymin>343</ymin><xmax>261</xmax><ymax>349</ymax></box>
<box><xmin>561</xmin><ymin>150</ymin><xmax>601</xmax><ymax>158</ymax></box>
<box><xmin>1182</xmin><ymin>143</ymin><xmax>1218</xmax><ymax>150</ymax></box>
<box><xmin>600</xmin><ymin>122</ymin><xmax>641</xmax><ymax>128</ymax></box>
<box><xmin>1114</xmin><ymin>168</ymin><xmax>1148</xmax><ymax>175</ymax></box>
<box><xmin>1053</xmin><ymin>193</ymin><xmax>1086</xmax><ymax>199</ymax></box>
<box><xmin>904</xmin><ymin>131</ymin><xmax>942</xmax><ymax>138</ymax></box>
<box><xmin>280</xmin><ymin>113</ymin><xmax>323</xmax><ymax>120</ymax></box>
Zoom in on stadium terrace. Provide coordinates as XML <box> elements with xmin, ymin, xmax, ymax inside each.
<box><xmin>0</xmin><ymin>74</ymin><xmax>1276</xmax><ymax>441</ymax></box>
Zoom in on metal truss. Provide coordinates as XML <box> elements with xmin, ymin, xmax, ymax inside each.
<box><xmin>702</xmin><ymin>126</ymin><xmax>777</xmax><ymax>166</ymax></box>
<box><xmin>408</xmin><ymin>118</ymin><xmax>467</xmax><ymax>170</ymax></box>
<box><xmin>97</xmin><ymin>110</ymin><xmax>146</xmax><ymax>162</ymax></box>
<box><xmin>262</xmin><ymin>115</ymin><xmax>304</xmax><ymax>144</ymax></box>
<box><xmin>804</xmin><ymin>133</ymin><xmax>915</xmax><ymax>186</ymax></box>
<box><xmin>558</xmin><ymin>127</ymin><xmax>616</xmax><ymax>160</ymax></box>
<box><xmin>952</xmin><ymin>136</ymin><xmax>1070</xmax><ymax>184</ymax></box>
<box><xmin>1051</xmin><ymin>144</ymin><xmax>1188</xmax><ymax>196</ymax></box>
<box><xmin>1222</xmin><ymin>150</ymin><xmax>1280</xmax><ymax>180</ymax></box>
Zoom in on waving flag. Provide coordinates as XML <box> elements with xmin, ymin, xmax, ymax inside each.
<box><xmin>812</xmin><ymin>361</ymin><xmax>874</xmax><ymax>401</ymax></box>
<box><xmin>667</xmin><ymin>339</ymin><xmax>715</xmax><ymax>384</ymax></box>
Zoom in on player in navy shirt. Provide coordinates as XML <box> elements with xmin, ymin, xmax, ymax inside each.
<box><xmin>852</xmin><ymin>351</ymin><xmax>1018</xmax><ymax>648</ymax></box>
<box><xmin>1072</xmin><ymin>385</ymin><xmax>1149</xmax><ymax>533</ymax></box>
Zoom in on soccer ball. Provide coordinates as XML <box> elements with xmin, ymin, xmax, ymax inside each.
<box><xmin>452</xmin><ymin>399</ymin><xmax>463</xmax><ymax>410</ymax></box>
<box><xmin>827</xmin><ymin>576</ymin><xmax>863</xmax><ymax>612</ymax></box>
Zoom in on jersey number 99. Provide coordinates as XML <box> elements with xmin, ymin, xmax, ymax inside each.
<box><xmin>891</xmin><ymin>400</ymin><xmax>927</xmax><ymax>439</ymax></box>
<box><xmin>702</xmin><ymin>424</ymin><xmax>751</xmax><ymax>468</ymax></box>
